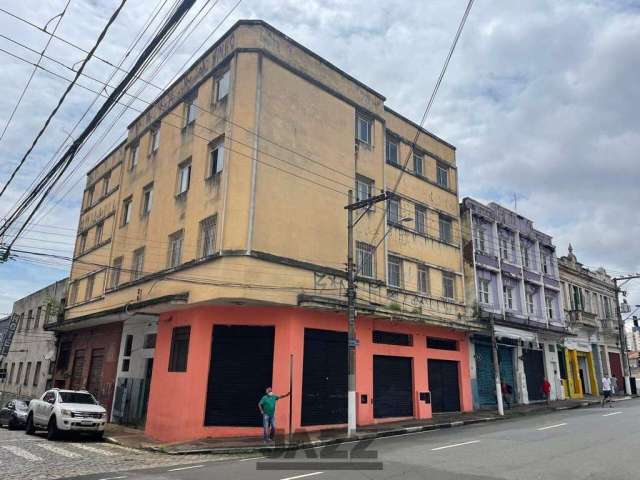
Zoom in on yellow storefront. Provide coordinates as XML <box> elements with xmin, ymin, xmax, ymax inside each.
<box><xmin>563</xmin><ymin>342</ymin><xmax>598</xmax><ymax>398</ymax></box>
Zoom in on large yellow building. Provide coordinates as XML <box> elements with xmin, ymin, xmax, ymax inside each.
<box><xmin>52</xmin><ymin>20</ymin><xmax>475</xmax><ymax>441</ymax></box>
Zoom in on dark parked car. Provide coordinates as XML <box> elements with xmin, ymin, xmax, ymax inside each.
<box><xmin>0</xmin><ymin>400</ymin><xmax>29</xmax><ymax>430</ymax></box>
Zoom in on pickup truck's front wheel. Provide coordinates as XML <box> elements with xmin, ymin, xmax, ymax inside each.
<box><xmin>25</xmin><ymin>414</ymin><xmax>35</xmax><ymax>435</ymax></box>
<box><xmin>47</xmin><ymin>417</ymin><xmax>59</xmax><ymax>441</ymax></box>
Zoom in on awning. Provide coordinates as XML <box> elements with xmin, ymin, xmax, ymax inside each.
<box><xmin>564</xmin><ymin>339</ymin><xmax>592</xmax><ymax>353</ymax></box>
<box><xmin>494</xmin><ymin>325</ymin><xmax>538</xmax><ymax>343</ymax></box>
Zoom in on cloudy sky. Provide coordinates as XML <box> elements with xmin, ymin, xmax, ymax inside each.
<box><xmin>0</xmin><ymin>0</ymin><xmax>638</xmax><ymax>314</ymax></box>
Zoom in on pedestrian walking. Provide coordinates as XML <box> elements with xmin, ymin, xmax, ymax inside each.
<box><xmin>501</xmin><ymin>381</ymin><xmax>513</xmax><ymax>409</ymax></box>
<box><xmin>611</xmin><ymin>374</ymin><xmax>618</xmax><ymax>395</ymax></box>
<box><xmin>542</xmin><ymin>378</ymin><xmax>552</xmax><ymax>405</ymax></box>
<box><xmin>258</xmin><ymin>387</ymin><xmax>290</xmax><ymax>442</ymax></box>
<box><xmin>601</xmin><ymin>374</ymin><xmax>613</xmax><ymax>408</ymax></box>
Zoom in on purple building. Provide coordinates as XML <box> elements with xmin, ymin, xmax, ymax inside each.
<box><xmin>460</xmin><ymin>198</ymin><xmax>568</xmax><ymax>407</ymax></box>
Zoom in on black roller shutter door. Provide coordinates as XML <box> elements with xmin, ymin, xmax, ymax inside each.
<box><xmin>204</xmin><ymin>325</ymin><xmax>274</xmax><ymax>426</ymax></box>
<box><xmin>301</xmin><ymin>329</ymin><xmax>347</xmax><ymax>426</ymax></box>
<box><xmin>428</xmin><ymin>359</ymin><xmax>460</xmax><ymax>413</ymax></box>
<box><xmin>523</xmin><ymin>348</ymin><xmax>545</xmax><ymax>401</ymax></box>
<box><xmin>373</xmin><ymin>355</ymin><xmax>413</xmax><ymax>418</ymax></box>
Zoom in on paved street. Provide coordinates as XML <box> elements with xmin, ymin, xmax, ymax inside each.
<box><xmin>13</xmin><ymin>398</ymin><xmax>634</xmax><ymax>480</ymax></box>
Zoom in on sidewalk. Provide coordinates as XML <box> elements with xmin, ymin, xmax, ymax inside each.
<box><xmin>104</xmin><ymin>396</ymin><xmax>634</xmax><ymax>455</ymax></box>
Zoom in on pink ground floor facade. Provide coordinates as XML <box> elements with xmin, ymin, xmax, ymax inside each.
<box><xmin>145</xmin><ymin>305</ymin><xmax>473</xmax><ymax>443</ymax></box>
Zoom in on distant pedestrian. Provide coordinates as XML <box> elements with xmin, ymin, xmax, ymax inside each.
<box><xmin>542</xmin><ymin>378</ymin><xmax>552</xmax><ymax>405</ymax></box>
<box><xmin>258</xmin><ymin>387</ymin><xmax>290</xmax><ymax>442</ymax></box>
<box><xmin>501</xmin><ymin>381</ymin><xmax>513</xmax><ymax>409</ymax></box>
<box><xmin>611</xmin><ymin>375</ymin><xmax>618</xmax><ymax>395</ymax></box>
<box><xmin>601</xmin><ymin>374</ymin><xmax>613</xmax><ymax>408</ymax></box>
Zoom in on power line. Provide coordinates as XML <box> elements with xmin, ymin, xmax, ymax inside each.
<box><xmin>0</xmin><ymin>0</ymin><xmax>128</xmax><ymax>200</ymax></box>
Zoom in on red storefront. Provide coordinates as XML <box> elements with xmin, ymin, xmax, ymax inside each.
<box><xmin>145</xmin><ymin>305</ymin><xmax>473</xmax><ymax>443</ymax></box>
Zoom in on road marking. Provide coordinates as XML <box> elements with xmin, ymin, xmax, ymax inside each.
<box><xmin>239</xmin><ymin>456</ymin><xmax>266</xmax><ymax>461</ymax></box>
<box><xmin>280</xmin><ymin>473</ymin><xmax>324</xmax><ymax>480</ymax></box>
<box><xmin>536</xmin><ymin>423</ymin><xmax>567</xmax><ymax>431</ymax></box>
<box><xmin>34</xmin><ymin>443</ymin><xmax>81</xmax><ymax>458</ymax></box>
<box><xmin>1</xmin><ymin>445</ymin><xmax>43</xmax><ymax>461</ymax></box>
<box><xmin>70</xmin><ymin>443</ymin><xmax>117</xmax><ymax>456</ymax></box>
<box><xmin>167</xmin><ymin>465</ymin><xmax>204</xmax><ymax>472</ymax></box>
<box><xmin>603</xmin><ymin>411</ymin><xmax>622</xmax><ymax>417</ymax></box>
<box><xmin>97</xmin><ymin>477</ymin><xmax>127</xmax><ymax>480</ymax></box>
<box><xmin>101</xmin><ymin>443</ymin><xmax>142</xmax><ymax>454</ymax></box>
<box><xmin>431</xmin><ymin>440</ymin><xmax>480</xmax><ymax>451</ymax></box>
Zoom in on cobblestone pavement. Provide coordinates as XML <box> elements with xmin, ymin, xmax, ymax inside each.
<box><xmin>0</xmin><ymin>427</ymin><xmax>238</xmax><ymax>480</ymax></box>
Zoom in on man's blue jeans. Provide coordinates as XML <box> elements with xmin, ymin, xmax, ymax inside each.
<box><xmin>263</xmin><ymin>414</ymin><xmax>275</xmax><ymax>441</ymax></box>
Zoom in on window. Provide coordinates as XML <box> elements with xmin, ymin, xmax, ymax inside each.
<box><xmin>439</xmin><ymin>215</ymin><xmax>453</xmax><ymax>243</ymax></box>
<box><xmin>427</xmin><ymin>337</ymin><xmax>458</xmax><ymax>351</ymax></box>
<box><xmin>168</xmin><ymin>230</ymin><xmax>184</xmax><ymax>268</ymax></box>
<box><xmin>78</xmin><ymin>232</ymin><xmax>88</xmax><ymax>254</ymax></box>
<box><xmin>149</xmin><ymin>127</ymin><xmax>160</xmax><ymax>154</ymax></box>
<box><xmin>387</xmin><ymin>197</ymin><xmax>400</xmax><ymax>224</ymax></box>
<box><xmin>110</xmin><ymin>256</ymin><xmax>123</xmax><ymax>289</ymax></box>
<box><xmin>26</xmin><ymin>310</ymin><xmax>33</xmax><ymax>330</ymax></box>
<box><xmin>8</xmin><ymin>363</ymin><xmax>15</xmax><ymax>384</ymax></box>
<box><xmin>503</xmin><ymin>286</ymin><xmax>514</xmax><ymax>310</ymax></box>
<box><xmin>143</xmin><ymin>333</ymin><xmax>157</xmax><ymax>349</ymax></box>
<box><xmin>356</xmin><ymin>242</ymin><xmax>375</xmax><ymax>278</ymax></box>
<box><xmin>373</xmin><ymin>331</ymin><xmax>412</xmax><ymax>346</ymax></box>
<box><xmin>475</xmin><ymin>227</ymin><xmax>486</xmax><ymax>253</ymax></box>
<box><xmin>436</xmin><ymin>163</ymin><xmax>449</xmax><ymax>188</ymax></box>
<box><xmin>85</xmin><ymin>186</ymin><xmax>94</xmax><ymax>209</ymax></box>
<box><xmin>415</xmin><ymin>205</ymin><xmax>426</xmax><ymax>234</ymax></box>
<box><xmin>355</xmin><ymin>175</ymin><xmax>373</xmax><ymax>203</ymax></box>
<box><xmin>355</xmin><ymin>114</ymin><xmax>371</xmax><ymax>144</ymax></box>
<box><xmin>198</xmin><ymin>215</ymin><xmax>217</xmax><ymax>258</ymax></box>
<box><xmin>413</xmin><ymin>151</ymin><xmax>424</xmax><ymax>176</ymax></box>
<box><xmin>33</xmin><ymin>361</ymin><xmax>41</xmax><ymax>387</ymax></box>
<box><xmin>57</xmin><ymin>343</ymin><xmax>71</xmax><ymax>371</ymax></box>
<box><xmin>35</xmin><ymin>306</ymin><xmax>42</xmax><ymax>329</ymax></box>
<box><xmin>500</xmin><ymin>237</ymin><xmax>510</xmax><ymax>260</ymax></box>
<box><xmin>121</xmin><ymin>196</ymin><xmax>132</xmax><ymax>226</ymax></box>
<box><xmin>388</xmin><ymin>256</ymin><xmax>402</xmax><ymax>288</ymax></box>
<box><xmin>417</xmin><ymin>265</ymin><xmax>429</xmax><ymax>294</ymax></box>
<box><xmin>386</xmin><ymin>135</ymin><xmax>399</xmax><ymax>165</ymax></box>
<box><xmin>121</xmin><ymin>359</ymin><xmax>130</xmax><ymax>372</ymax></box>
<box><xmin>102</xmin><ymin>172</ymin><xmax>110</xmax><ymax>196</ymax></box>
<box><xmin>216</xmin><ymin>70</ymin><xmax>230</xmax><ymax>101</ymax></box>
<box><xmin>23</xmin><ymin>362</ymin><xmax>31</xmax><ymax>386</ymax></box>
<box><xmin>177</xmin><ymin>161</ymin><xmax>191</xmax><ymax>195</ymax></box>
<box><xmin>141</xmin><ymin>183</ymin><xmax>153</xmax><ymax>216</ymax></box>
<box><xmin>131</xmin><ymin>248</ymin><xmax>145</xmax><ymax>281</ymax></box>
<box><xmin>129</xmin><ymin>143</ymin><xmax>139</xmax><ymax>170</ymax></box>
<box><xmin>521</xmin><ymin>242</ymin><xmax>531</xmax><ymax>268</ymax></box>
<box><xmin>95</xmin><ymin>221</ymin><xmax>103</xmax><ymax>245</ymax></box>
<box><xmin>69</xmin><ymin>282</ymin><xmax>79</xmax><ymax>305</ymax></box>
<box><xmin>85</xmin><ymin>274</ymin><xmax>95</xmax><ymax>301</ymax></box>
<box><xmin>18</xmin><ymin>312</ymin><xmax>24</xmax><ymax>331</ymax></box>
<box><xmin>478</xmin><ymin>278</ymin><xmax>491</xmax><ymax>304</ymax></box>
<box><xmin>545</xmin><ymin>294</ymin><xmax>554</xmax><ymax>319</ymax></box>
<box><xmin>184</xmin><ymin>97</ymin><xmax>197</xmax><ymax>127</ymax></box>
<box><xmin>526</xmin><ymin>292</ymin><xmax>535</xmax><ymax>315</ymax></box>
<box><xmin>16</xmin><ymin>363</ymin><xmax>23</xmax><ymax>385</ymax></box>
<box><xmin>124</xmin><ymin>335</ymin><xmax>133</xmax><ymax>356</ymax></box>
<box><xmin>442</xmin><ymin>272</ymin><xmax>455</xmax><ymax>299</ymax></box>
<box><xmin>541</xmin><ymin>252</ymin><xmax>550</xmax><ymax>274</ymax></box>
<box><xmin>208</xmin><ymin>140</ymin><xmax>224</xmax><ymax>178</ymax></box>
<box><xmin>168</xmin><ymin>326</ymin><xmax>190</xmax><ymax>372</ymax></box>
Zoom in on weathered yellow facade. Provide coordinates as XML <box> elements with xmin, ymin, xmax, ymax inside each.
<box><xmin>64</xmin><ymin>20</ymin><xmax>467</xmax><ymax>330</ymax></box>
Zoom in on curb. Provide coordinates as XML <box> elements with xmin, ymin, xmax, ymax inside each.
<box><xmin>107</xmin><ymin>396</ymin><xmax>636</xmax><ymax>455</ymax></box>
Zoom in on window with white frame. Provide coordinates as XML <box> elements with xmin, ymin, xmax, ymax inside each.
<box><xmin>413</xmin><ymin>151</ymin><xmax>424</xmax><ymax>176</ymax></box>
<box><xmin>216</xmin><ymin>70</ymin><xmax>230</xmax><ymax>102</ymax></box>
<box><xmin>355</xmin><ymin>114</ymin><xmax>371</xmax><ymax>144</ymax></box>
<box><xmin>131</xmin><ymin>248</ymin><xmax>145</xmax><ymax>281</ymax></box>
<box><xmin>541</xmin><ymin>251</ymin><xmax>550</xmax><ymax>274</ymax></box>
<box><xmin>475</xmin><ymin>226</ymin><xmax>487</xmax><ymax>253</ymax></box>
<box><xmin>176</xmin><ymin>160</ymin><xmax>191</xmax><ymax>195</ymax></box>
<box><xmin>499</xmin><ymin>236</ymin><xmax>510</xmax><ymax>261</ymax></box>
<box><xmin>417</xmin><ymin>265</ymin><xmax>429</xmax><ymax>294</ymax></box>
<box><xmin>436</xmin><ymin>163</ymin><xmax>449</xmax><ymax>188</ymax></box>
<box><xmin>439</xmin><ymin>215</ymin><xmax>453</xmax><ymax>243</ymax></box>
<box><xmin>356</xmin><ymin>242</ymin><xmax>375</xmax><ymax>278</ymax></box>
<box><xmin>355</xmin><ymin>175</ymin><xmax>373</xmax><ymax>203</ymax></box>
<box><xmin>526</xmin><ymin>291</ymin><xmax>535</xmax><ymax>315</ymax></box>
<box><xmin>521</xmin><ymin>241</ymin><xmax>531</xmax><ymax>268</ymax></box>
<box><xmin>545</xmin><ymin>293</ymin><xmax>554</xmax><ymax>319</ymax></box>
<box><xmin>198</xmin><ymin>215</ymin><xmax>217</xmax><ymax>258</ymax></box>
<box><xmin>129</xmin><ymin>143</ymin><xmax>139</xmax><ymax>170</ymax></box>
<box><xmin>442</xmin><ymin>272</ymin><xmax>455</xmax><ymax>299</ymax></box>
<box><xmin>386</xmin><ymin>134</ymin><xmax>399</xmax><ymax>165</ymax></box>
<box><xmin>478</xmin><ymin>278</ymin><xmax>491</xmax><ymax>304</ymax></box>
<box><xmin>121</xmin><ymin>196</ymin><xmax>132</xmax><ymax>226</ymax></box>
<box><xmin>207</xmin><ymin>139</ymin><xmax>224</xmax><ymax>178</ymax></box>
<box><xmin>503</xmin><ymin>285</ymin><xmax>514</xmax><ymax>310</ymax></box>
<box><xmin>110</xmin><ymin>256</ymin><xmax>123</xmax><ymax>289</ymax></box>
<box><xmin>149</xmin><ymin>127</ymin><xmax>160</xmax><ymax>155</ymax></box>
<box><xmin>415</xmin><ymin>205</ymin><xmax>426</xmax><ymax>234</ymax></box>
<box><xmin>387</xmin><ymin>256</ymin><xmax>402</xmax><ymax>288</ymax></box>
<box><xmin>184</xmin><ymin>96</ymin><xmax>197</xmax><ymax>127</ymax></box>
<box><xmin>387</xmin><ymin>197</ymin><xmax>400</xmax><ymax>224</ymax></box>
<box><xmin>141</xmin><ymin>183</ymin><xmax>153</xmax><ymax>216</ymax></box>
<box><xmin>168</xmin><ymin>230</ymin><xmax>184</xmax><ymax>268</ymax></box>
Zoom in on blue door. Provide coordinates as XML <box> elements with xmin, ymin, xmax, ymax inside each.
<box><xmin>475</xmin><ymin>343</ymin><xmax>515</xmax><ymax>405</ymax></box>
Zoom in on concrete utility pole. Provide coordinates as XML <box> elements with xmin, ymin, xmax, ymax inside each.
<box><xmin>488</xmin><ymin>314</ymin><xmax>504</xmax><ymax>416</ymax></box>
<box><xmin>613</xmin><ymin>275</ymin><xmax>640</xmax><ymax>395</ymax></box>
<box><xmin>345</xmin><ymin>189</ymin><xmax>389</xmax><ymax>437</ymax></box>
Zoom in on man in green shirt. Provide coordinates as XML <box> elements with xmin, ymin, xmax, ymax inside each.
<box><xmin>258</xmin><ymin>387</ymin><xmax>290</xmax><ymax>442</ymax></box>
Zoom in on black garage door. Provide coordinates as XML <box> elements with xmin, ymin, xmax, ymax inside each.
<box><xmin>373</xmin><ymin>355</ymin><xmax>413</xmax><ymax>418</ymax></box>
<box><xmin>428</xmin><ymin>359</ymin><xmax>460</xmax><ymax>413</ymax></box>
<box><xmin>523</xmin><ymin>348</ymin><xmax>545</xmax><ymax>401</ymax></box>
<box><xmin>204</xmin><ymin>325</ymin><xmax>274</xmax><ymax>426</ymax></box>
<box><xmin>301</xmin><ymin>329</ymin><xmax>347</xmax><ymax>426</ymax></box>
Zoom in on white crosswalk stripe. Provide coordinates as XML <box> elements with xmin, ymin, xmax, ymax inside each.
<box><xmin>34</xmin><ymin>443</ymin><xmax>82</xmax><ymax>458</ymax></box>
<box><xmin>100</xmin><ymin>442</ymin><xmax>142</xmax><ymax>454</ymax></box>
<box><xmin>69</xmin><ymin>443</ymin><xmax>117</xmax><ymax>456</ymax></box>
<box><xmin>1</xmin><ymin>445</ymin><xmax>43</xmax><ymax>461</ymax></box>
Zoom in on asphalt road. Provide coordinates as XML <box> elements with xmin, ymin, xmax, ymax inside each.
<box><xmin>3</xmin><ymin>400</ymin><xmax>639</xmax><ymax>480</ymax></box>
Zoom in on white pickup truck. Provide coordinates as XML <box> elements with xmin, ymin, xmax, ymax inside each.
<box><xmin>26</xmin><ymin>389</ymin><xmax>107</xmax><ymax>440</ymax></box>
